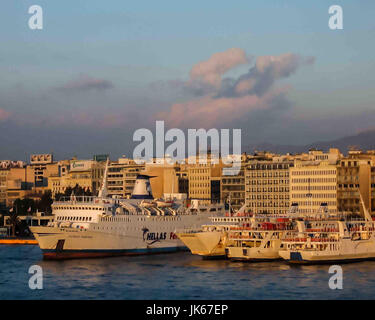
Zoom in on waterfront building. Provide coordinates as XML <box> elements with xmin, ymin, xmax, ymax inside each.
<box><xmin>221</xmin><ymin>157</ymin><xmax>246</xmax><ymax>211</ymax></box>
<box><xmin>29</xmin><ymin>154</ymin><xmax>59</xmax><ymax>188</ymax></box>
<box><xmin>336</xmin><ymin>150</ymin><xmax>375</xmax><ymax>216</ymax></box>
<box><xmin>245</xmin><ymin>157</ymin><xmax>293</xmax><ymax>215</ymax></box>
<box><xmin>290</xmin><ymin>161</ymin><xmax>338</xmax><ymax>215</ymax></box>
<box><xmin>49</xmin><ymin>159</ymin><xmax>107</xmax><ymax>197</ymax></box>
<box><xmin>187</xmin><ymin>154</ymin><xmax>223</xmax><ymax>205</ymax></box>
<box><xmin>0</xmin><ymin>170</ymin><xmax>9</xmax><ymax>205</ymax></box>
<box><xmin>107</xmin><ymin>157</ymin><xmax>144</xmax><ymax>198</ymax></box>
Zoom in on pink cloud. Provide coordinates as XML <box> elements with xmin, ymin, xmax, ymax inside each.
<box><xmin>0</xmin><ymin>109</ymin><xmax>11</xmax><ymax>121</ymax></box>
<box><xmin>156</xmin><ymin>87</ymin><xmax>289</xmax><ymax>128</ymax></box>
<box><xmin>156</xmin><ymin>50</ymin><xmax>314</xmax><ymax>128</ymax></box>
<box><xmin>189</xmin><ymin>48</ymin><xmax>249</xmax><ymax>88</ymax></box>
<box><xmin>255</xmin><ymin>53</ymin><xmax>314</xmax><ymax>78</ymax></box>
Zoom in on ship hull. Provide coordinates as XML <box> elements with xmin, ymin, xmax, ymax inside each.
<box><xmin>227</xmin><ymin>246</ymin><xmax>281</xmax><ymax>262</ymax></box>
<box><xmin>30</xmin><ymin>213</ymin><xmax>210</xmax><ymax>260</ymax></box>
<box><xmin>279</xmin><ymin>240</ymin><xmax>375</xmax><ymax>264</ymax></box>
<box><xmin>42</xmin><ymin>247</ymin><xmax>187</xmax><ymax>260</ymax></box>
<box><xmin>176</xmin><ymin>230</ymin><xmax>229</xmax><ymax>259</ymax></box>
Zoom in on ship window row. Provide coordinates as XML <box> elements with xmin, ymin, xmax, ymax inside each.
<box><xmin>55</xmin><ymin>206</ymin><xmax>102</xmax><ymax>210</ymax></box>
<box><xmin>100</xmin><ymin>216</ymin><xmax>181</xmax><ymax>222</ymax></box>
<box><xmin>247</xmin><ymin>164</ymin><xmax>290</xmax><ymax>170</ymax></box>
<box><xmin>247</xmin><ymin>202</ymin><xmax>289</xmax><ymax>208</ymax></box>
<box><xmin>57</xmin><ymin>216</ymin><xmax>93</xmax><ymax>221</ymax></box>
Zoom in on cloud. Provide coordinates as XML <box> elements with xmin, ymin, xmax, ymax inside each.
<box><xmin>56</xmin><ymin>74</ymin><xmax>114</xmax><ymax>92</ymax></box>
<box><xmin>156</xmin><ymin>50</ymin><xmax>315</xmax><ymax>128</ymax></box>
<box><xmin>157</xmin><ymin>86</ymin><xmax>289</xmax><ymax>128</ymax></box>
<box><xmin>231</xmin><ymin>53</ymin><xmax>315</xmax><ymax>97</ymax></box>
<box><xmin>0</xmin><ymin>109</ymin><xmax>11</xmax><ymax>121</ymax></box>
<box><xmin>189</xmin><ymin>48</ymin><xmax>250</xmax><ymax>89</ymax></box>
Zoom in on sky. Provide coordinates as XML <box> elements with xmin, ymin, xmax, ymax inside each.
<box><xmin>1</xmin><ymin>0</ymin><xmax>375</xmax><ymax>160</ymax></box>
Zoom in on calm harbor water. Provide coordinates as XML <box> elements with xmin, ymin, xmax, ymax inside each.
<box><xmin>1</xmin><ymin>245</ymin><xmax>375</xmax><ymax>299</ymax></box>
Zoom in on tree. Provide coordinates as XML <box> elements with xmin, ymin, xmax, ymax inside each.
<box><xmin>36</xmin><ymin>191</ymin><xmax>53</xmax><ymax>214</ymax></box>
<box><xmin>13</xmin><ymin>198</ymin><xmax>36</xmax><ymax>215</ymax></box>
<box><xmin>63</xmin><ymin>187</ymin><xmax>73</xmax><ymax>197</ymax></box>
<box><xmin>6</xmin><ymin>207</ymin><xmax>30</xmax><ymax>237</ymax></box>
<box><xmin>63</xmin><ymin>184</ymin><xmax>92</xmax><ymax>197</ymax></box>
<box><xmin>54</xmin><ymin>192</ymin><xmax>64</xmax><ymax>201</ymax></box>
<box><xmin>7</xmin><ymin>210</ymin><xmax>19</xmax><ymax>237</ymax></box>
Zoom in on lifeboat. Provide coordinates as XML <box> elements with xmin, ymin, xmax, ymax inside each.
<box><xmin>156</xmin><ymin>200</ymin><xmax>173</xmax><ymax>207</ymax></box>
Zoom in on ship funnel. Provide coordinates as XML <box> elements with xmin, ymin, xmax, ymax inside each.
<box><xmin>130</xmin><ymin>174</ymin><xmax>155</xmax><ymax>199</ymax></box>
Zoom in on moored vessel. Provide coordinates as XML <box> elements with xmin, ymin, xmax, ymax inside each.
<box><xmin>279</xmin><ymin>195</ymin><xmax>375</xmax><ymax>264</ymax></box>
<box><xmin>30</xmin><ymin>162</ymin><xmax>224</xmax><ymax>260</ymax></box>
<box><xmin>176</xmin><ymin>204</ymin><xmax>253</xmax><ymax>259</ymax></box>
<box><xmin>225</xmin><ymin>217</ymin><xmax>295</xmax><ymax>262</ymax></box>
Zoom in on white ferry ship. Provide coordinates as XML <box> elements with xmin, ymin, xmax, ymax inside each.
<box><xmin>225</xmin><ymin>217</ymin><xmax>295</xmax><ymax>262</ymax></box>
<box><xmin>225</xmin><ymin>204</ymin><xmax>335</xmax><ymax>262</ymax></box>
<box><xmin>279</xmin><ymin>196</ymin><xmax>375</xmax><ymax>264</ymax></box>
<box><xmin>30</xmin><ymin>164</ymin><xmax>224</xmax><ymax>260</ymax></box>
<box><xmin>175</xmin><ymin>204</ymin><xmax>253</xmax><ymax>259</ymax></box>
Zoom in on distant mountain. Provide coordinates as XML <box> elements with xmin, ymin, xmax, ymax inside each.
<box><xmin>245</xmin><ymin>129</ymin><xmax>375</xmax><ymax>155</ymax></box>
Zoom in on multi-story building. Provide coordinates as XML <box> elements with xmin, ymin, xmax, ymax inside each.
<box><xmin>336</xmin><ymin>150</ymin><xmax>375</xmax><ymax>216</ymax></box>
<box><xmin>187</xmin><ymin>154</ymin><xmax>223</xmax><ymax>204</ymax></box>
<box><xmin>49</xmin><ymin>158</ymin><xmax>107</xmax><ymax>197</ymax></box>
<box><xmin>245</xmin><ymin>159</ymin><xmax>293</xmax><ymax>215</ymax></box>
<box><xmin>371</xmin><ymin>165</ymin><xmax>375</xmax><ymax>216</ymax></box>
<box><xmin>107</xmin><ymin>157</ymin><xmax>144</xmax><ymax>198</ymax></box>
<box><xmin>143</xmin><ymin>157</ymin><xmax>189</xmax><ymax>200</ymax></box>
<box><xmin>0</xmin><ymin>170</ymin><xmax>9</xmax><ymax>205</ymax></box>
<box><xmin>221</xmin><ymin>166</ymin><xmax>245</xmax><ymax>210</ymax></box>
<box><xmin>290</xmin><ymin>160</ymin><xmax>338</xmax><ymax>214</ymax></box>
<box><xmin>176</xmin><ymin>164</ymin><xmax>189</xmax><ymax>195</ymax></box>
<box><xmin>30</xmin><ymin>154</ymin><xmax>55</xmax><ymax>187</ymax></box>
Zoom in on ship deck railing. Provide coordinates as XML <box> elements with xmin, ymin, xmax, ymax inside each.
<box><xmin>175</xmin><ymin>227</ymin><xmax>203</xmax><ymax>234</ymax></box>
<box><xmin>53</xmin><ymin>196</ymin><xmax>111</xmax><ymax>204</ymax></box>
<box><xmin>283</xmin><ymin>237</ymin><xmax>340</xmax><ymax>243</ymax></box>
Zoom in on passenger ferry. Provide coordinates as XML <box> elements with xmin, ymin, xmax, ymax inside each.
<box><xmin>225</xmin><ymin>203</ymin><xmax>343</xmax><ymax>262</ymax></box>
<box><xmin>279</xmin><ymin>196</ymin><xmax>375</xmax><ymax>264</ymax></box>
<box><xmin>225</xmin><ymin>216</ymin><xmax>295</xmax><ymax>262</ymax></box>
<box><xmin>175</xmin><ymin>204</ymin><xmax>253</xmax><ymax>259</ymax></box>
<box><xmin>30</xmin><ymin>163</ymin><xmax>224</xmax><ymax>260</ymax></box>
